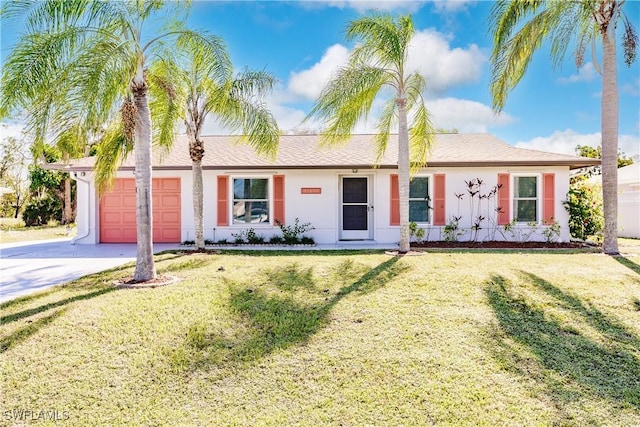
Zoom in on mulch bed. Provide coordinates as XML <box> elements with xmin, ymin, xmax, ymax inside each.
<box><xmin>114</xmin><ymin>274</ymin><xmax>180</xmax><ymax>289</ymax></box>
<box><xmin>411</xmin><ymin>241</ymin><xmax>589</xmax><ymax>249</ymax></box>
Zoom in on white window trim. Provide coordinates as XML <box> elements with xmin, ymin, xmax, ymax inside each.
<box><xmin>511</xmin><ymin>173</ymin><xmax>542</xmax><ymax>224</ymax></box>
<box><xmin>229</xmin><ymin>175</ymin><xmax>274</xmax><ymax>227</ymax></box>
<box><xmin>409</xmin><ymin>174</ymin><xmax>433</xmax><ymax>225</ymax></box>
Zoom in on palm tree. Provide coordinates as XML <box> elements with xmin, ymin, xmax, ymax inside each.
<box><xmin>307</xmin><ymin>12</ymin><xmax>434</xmax><ymax>253</ymax></box>
<box><xmin>490</xmin><ymin>0</ymin><xmax>637</xmax><ymax>255</ymax></box>
<box><xmin>1</xmin><ymin>0</ymin><xmax>224</xmax><ymax>280</ymax></box>
<box><xmin>148</xmin><ymin>38</ymin><xmax>279</xmax><ymax>250</ymax></box>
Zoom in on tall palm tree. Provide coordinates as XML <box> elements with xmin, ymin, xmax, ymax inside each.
<box><xmin>490</xmin><ymin>0</ymin><xmax>637</xmax><ymax>255</ymax></box>
<box><xmin>1</xmin><ymin>0</ymin><xmax>223</xmax><ymax>280</ymax></box>
<box><xmin>148</xmin><ymin>38</ymin><xmax>279</xmax><ymax>250</ymax></box>
<box><xmin>307</xmin><ymin>12</ymin><xmax>434</xmax><ymax>253</ymax></box>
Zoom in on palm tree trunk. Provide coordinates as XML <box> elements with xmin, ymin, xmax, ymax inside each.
<box><xmin>190</xmin><ymin>138</ymin><xmax>205</xmax><ymax>250</ymax></box>
<box><xmin>601</xmin><ymin>26</ymin><xmax>619</xmax><ymax>255</ymax></box>
<box><xmin>63</xmin><ymin>176</ymin><xmax>72</xmax><ymax>224</ymax></box>
<box><xmin>397</xmin><ymin>97</ymin><xmax>410</xmax><ymax>253</ymax></box>
<box><xmin>132</xmin><ymin>76</ymin><xmax>156</xmax><ymax>282</ymax></box>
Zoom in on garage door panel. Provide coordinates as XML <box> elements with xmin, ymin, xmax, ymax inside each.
<box><xmin>123</xmin><ymin>180</ymin><xmax>136</xmax><ymax>191</ymax></box>
<box><xmin>102</xmin><ymin>212</ymin><xmax>123</xmax><ymax>225</ymax></box>
<box><xmin>122</xmin><ymin>212</ymin><xmax>137</xmax><ymax>225</ymax></box>
<box><xmin>123</xmin><ymin>228</ymin><xmax>137</xmax><ymax>241</ymax></box>
<box><xmin>100</xmin><ymin>178</ymin><xmax>181</xmax><ymax>243</ymax></box>
<box><xmin>161</xmin><ymin>178</ymin><xmax>180</xmax><ymax>191</ymax></box>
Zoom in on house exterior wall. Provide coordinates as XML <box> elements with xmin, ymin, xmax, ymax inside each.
<box><xmin>74</xmin><ymin>165</ymin><xmax>572</xmax><ymax>245</ymax></box>
<box><xmin>619</xmin><ymin>182</ymin><xmax>640</xmax><ymax>238</ymax></box>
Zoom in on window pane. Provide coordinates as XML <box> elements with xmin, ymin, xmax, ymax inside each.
<box><xmin>409</xmin><ymin>201</ymin><xmax>430</xmax><ymax>223</ymax></box>
<box><xmin>515</xmin><ymin>200</ymin><xmax>537</xmax><ymax>222</ymax></box>
<box><xmin>233</xmin><ymin>178</ymin><xmax>267</xmax><ymax>199</ymax></box>
<box><xmin>343</xmin><ymin>178</ymin><xmax>367</xmax><ymax>203</ymax></box>
<box><xmin>515</xmin><ymin>176</ymin><xmax>537</xmax><ymax>198</ymax></box>
<box><xmin>409</xmin><ymin>177</ymin><xmax>429</xmax><ymax>199</ymax></box>
<box><xmin>343</xmin><ymin>205</ymin><xmax>368</xmax><ymax>230</ymax></box>
<box><xmin>233</xmin><ymin>201</ymin><xmax>269</xmax><ymax>224</ymax></box>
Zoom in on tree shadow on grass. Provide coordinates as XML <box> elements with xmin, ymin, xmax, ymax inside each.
<box><xmin>613</xmin><ymin>255</ymin><xmax>640</xmax><ymax>277</ymax></box>
<box><xmin>0</xmin><ymin>307</ymin><xmax>69</xmax><ymax>353</ymax></box>
<box><xmin>0</xmin><ymin>287</ymin><xmax>116</xmax><ymax>325</ymax></box>
<box><xmin>172</xmin><ymin>256</ymin><xmax>408</xmax><ymax>371</ymax></box>
<box><xmin>486</xmin><ymin>273</ymin><xmax>640</xmax><ymax>410</ymax></box>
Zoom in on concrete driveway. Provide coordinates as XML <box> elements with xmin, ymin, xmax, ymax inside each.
<box><xmin>0</xmin><ymin>239</ymin><xmax>178</xmax><ymax>303</ymax></box>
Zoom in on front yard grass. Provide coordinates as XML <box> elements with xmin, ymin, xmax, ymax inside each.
<box><xmin>0</xmin><ymin>218</ymin><xmax>75</xmax><ymax>244</ymax></box>
<box><xmin>1</xmin><ymin>245</ymin><xmax>639</xmax><ymax>425</ymax></box>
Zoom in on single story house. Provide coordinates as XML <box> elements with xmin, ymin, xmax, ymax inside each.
<box><xmin>51</xmin><ymin>133</ymin><xmax>598</xmax><ymax>245</ymax></box>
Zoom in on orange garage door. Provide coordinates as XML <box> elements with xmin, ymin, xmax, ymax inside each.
<box><xmin>100</xmin><ymin>178</ymin><xmax>181</xmax><ymax>243</ymax></box>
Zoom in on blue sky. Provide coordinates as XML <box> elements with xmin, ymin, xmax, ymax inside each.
<box><xmin>2</xmin><ymin>0</ymin><xmax>639</xmax><ymax>158</ymax></box>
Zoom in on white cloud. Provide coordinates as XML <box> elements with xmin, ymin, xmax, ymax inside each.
<box><xmin>288</xmin><ymin>29</ymin><xmax>485</xmax><ymax>101</ymax></box>
<box><xmin>430</xmin><ymin>0</ymin><xmax>473</xmax><ymax>13</ymax></box>
<box><xmin>558</xmin><ymin>62</ymin><xmax>598</xmax><ymax>84</ymax></box>
<box><xmin>408</xmin><ymin>29</ymin><xmax>485</xmax><ymax>92</ymax></box>
<box><xmin>300</xmin><ymin>0</ymin><xmax>426</xmax><ymax>13</ymax></box>
<box><xmin>288</xmin><ymin>44</ymin><xmax>350</xmax><ymax>100</ymax></box>
<box><xmin>514</xmin><ymin>129</ymin><xmax>640</xmax><ymax>157</ymax></box>
<box><xmin>428</xmin><ymin>97</ymin><xmax>514</xmax><ymax>132</ymax></box>
<box><xmin>298</xmin><ymin>0</ymin><xmax>474</xmax><ymax>13</ymax></box>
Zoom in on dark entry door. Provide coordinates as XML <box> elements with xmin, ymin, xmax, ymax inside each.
<box><xmin>341</xmin><ymin>177</ymin><xmax>372</xmax><ymax>240</ymax></box>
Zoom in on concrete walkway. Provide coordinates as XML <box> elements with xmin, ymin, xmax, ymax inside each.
<box><xmin>0</xmin><ymin>239</ymin><xmax>177</xmax><ymax>303</ymax></box>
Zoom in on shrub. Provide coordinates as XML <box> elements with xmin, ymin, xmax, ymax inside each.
<box><xmin>563</xmin><ymin>179</ymin><xmax>603</xmax><ymax>241</ymax></box>
<box><xmin>300</xmin><ymin>236</ymin><xmax>315</xmax><ymax>245</ymax></box>
<box><xmin>269</xmin><ymin>235</ymin><xmax>284</xmax><ymax>244</ymax></box>
<box><xmin>409</xmin><ymin>222</ymin><xmax>425</xmax><ymax>244</ymax></box>
<box><xmin>22</xmin><ymin>196</ymin><xmax>61</xmax><ymax>226</ymax></box>
<box><xmin>275</xmin><ymin>218</ymin><xmax>314</xmax><ymax>244</ymax></box>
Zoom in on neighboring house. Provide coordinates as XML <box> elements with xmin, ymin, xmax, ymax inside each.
<box><xmin>587</xmin><ymin>162</ymin><xmax>639</xmax><ymax>239</ymax></box>
<box><xmin>618</xmin><ymin>163</ymin><xmax>640</xmax><ymax>238</ymax></box>
<box><xmin>50</xmin><ymin>133</ymin><xmax>598</xmax><ymax>245</ymax></box>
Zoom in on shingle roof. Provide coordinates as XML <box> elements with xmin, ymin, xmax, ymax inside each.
<box><xmin>49</xmin><ymin>133</ymin><xmax>600</xmax><ymax>171</ymax></box>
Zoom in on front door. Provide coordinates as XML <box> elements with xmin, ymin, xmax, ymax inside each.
<box><xmin>340</xmin><ymin>176</ymin><xmax>373</xmax><ymax>240</ymax></box>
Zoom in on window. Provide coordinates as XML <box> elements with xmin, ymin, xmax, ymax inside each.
<box><xmin>513</xmin><ymin>176</ymin><xmax>538</xmax><ymax>222</ymax></box>
<box><xmin>409</xmin><ymin>177</ymin><xmax>430</xmax><ymax>223</ymax></box>
<box><xmin>233</xmin><ymin>178</ymin><xmax>269</xmax><ymax>224</ymax></box>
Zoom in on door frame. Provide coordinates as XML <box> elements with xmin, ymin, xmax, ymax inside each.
<box><xmin>338</xmin><ymin>174</ymin><xmax>374</xmax><ymax>240</ymax></box>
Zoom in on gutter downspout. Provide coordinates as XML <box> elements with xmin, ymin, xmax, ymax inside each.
<box><xmin>71</xmin><ymin>172</ymin><xmax>91</xmax><ymax>245</ymax></box>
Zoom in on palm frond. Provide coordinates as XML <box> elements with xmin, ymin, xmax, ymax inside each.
<box><xmin>408</xmin><ymin>103</ymin><xmax>434</xmax><ymax>173</ymax></box>
<box><xmin>93</xmin><ymin>121</ymin><xmax>132</xmax><ymax>195</ymax></box>
<box><xmin>490</xmin><ymin>8</ymin><xmax>555</xmax><ymax>112</ymax></box>
<box><xmin>307</xmin><ymin>65</ymin><xmax>389</xmax><ymax>146</ymax></box>
<box><xmin>373</xmin><ymin>98</ymin><xmax>398</xmax><ymax>163</ymax></box>
<box><xmin>211</xmin><ymin>72</ymin><xmax>280</xmax><ymax>158</ymax></box>
<box><xmin>347</xmin><ymin>12</ymin><xmax>413</xmax><ymax>70</ymax></box>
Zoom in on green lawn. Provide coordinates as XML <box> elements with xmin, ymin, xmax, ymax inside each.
<box><xmin>1</xmin><ymin>243</ymin><xmax>639</xmax><ymax>426</ymax></box>
<box><xmin>0</xmin><ymin>218</ymin><xmax>75</xmax><ymax>244</ymax></box>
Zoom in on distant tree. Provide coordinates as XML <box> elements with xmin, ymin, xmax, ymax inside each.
<box><xmin>22</xmin><ymin>145</ymin><xmax>74</xmax><ymax>226</ymax></box>
<box><xmin>307</xmin><ymin>13</ymin><xmax>434</xmax><ymax>253</ymax></box>
<box><xmin>0</xmin><ymin>136</ymin><xmax>30</xmax><ymax>218</ymax></box>
<box><xmin>575</xmin><ymin>144</ymin><xmax>634</xmax><ymax>168</ymax></box>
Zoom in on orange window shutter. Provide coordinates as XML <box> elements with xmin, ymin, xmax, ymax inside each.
<box><xmin>390</xmin><ymin>174</ymin><xmax>400</xmax><ymax>226</ymax></box>
<box><xmin>273</xmin><ymin>175</ymin><xmax>285</xmax><ymax>225</ymax></box>
<box><xmin>433</xmin><ymin>174</ymin><xmax>446</xmax><ymax>226</ymax></box>
<box><xmin>217</xmin><ymin>175</ymin><xmax>229</xmax><ymax>226</ymax></box>
<box><xmin>542</xmin><ymin>173</ymin><xmax>555</xmax><ymax>223</ymax></box>
<box><xmin>497</xmin><ymin>173</ymin><xmax>510</xmax><ymax>225</ymax></box>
